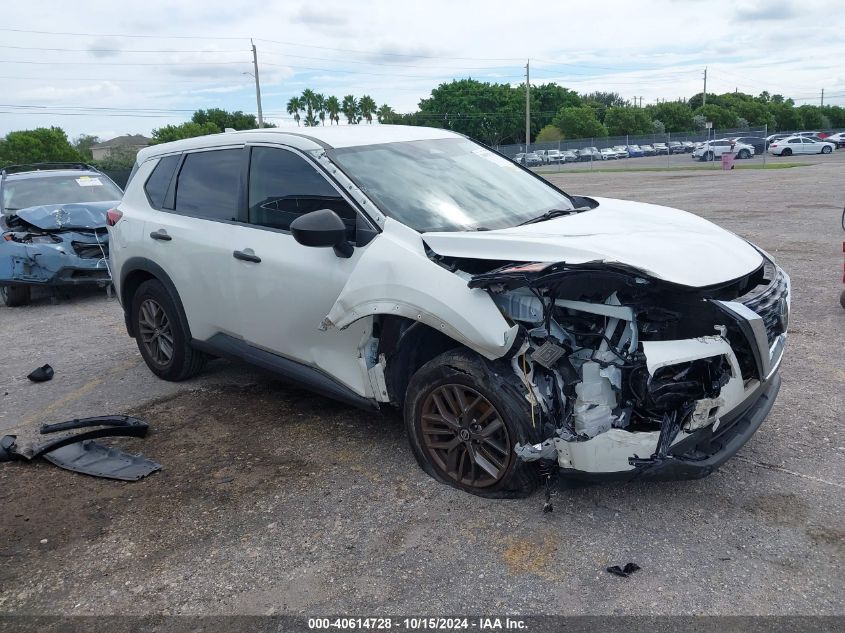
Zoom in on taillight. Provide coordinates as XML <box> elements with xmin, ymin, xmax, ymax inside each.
<box><xmin>106</xmin><ymin>208</ymin><xmax>123</xmax><ymax>227</ymax></box>
<box><xmin>770</xmin><ymin>144</ymin><xmax>778</xmax><ymax>148</ymax></box>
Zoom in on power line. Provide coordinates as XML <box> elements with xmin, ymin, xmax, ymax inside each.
<box><xmin>0</xmin><ymin>59</ymin><xmax>250</xmax><ymax>66</ymax></box>
<box><xmin>0</xmin><ymin>44</ymin><xmax>247</xmax><ymax>54</ymax></box>
<box><xmin>0</xmin><ymin>27</ymin><xmax>247</xmax><ymax>41</ymax></box>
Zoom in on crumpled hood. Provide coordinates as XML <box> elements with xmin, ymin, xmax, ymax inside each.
<box><xmin>422</xmin><ymin>196</ymin><xmax>763</xmax><ymax>287</ymax></box>
<box><xmin>10</xmin><ymin>201</ymin><xmax>117</xmax><ymax>231</ymax></box>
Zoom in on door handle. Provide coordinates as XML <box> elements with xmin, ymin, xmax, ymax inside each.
<box><xmin>233</xmin><ymin>249</ymin><xmax>261</xmax><ymax>263</ymax></box>
<box><xmin>149</xmin><ymin>230</ymin><xmax>172</xmax><ymax>241</ymax></box>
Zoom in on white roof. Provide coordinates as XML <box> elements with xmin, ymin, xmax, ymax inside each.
<box><xmin>137</xmin><ymin>125</ymin><xmax>459</xmax><ymax>162</ymax></box>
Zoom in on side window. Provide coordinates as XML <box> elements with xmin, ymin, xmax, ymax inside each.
<box><xmin>247</xmin><ymin>146</ymin><xmax>356</xmax><ymax>237</ymax></box>
<box><xmin>144</xmin><ymin>155</ymin><xmax>180</xmax><ymax>209</ymax></box>
<box><xmin>174</xmin><ymin>149</ymin><xmax>241</xmax><ymax>221</ymax></box>
<box><xmin>788</xmin><ymin>139</ymin><xmax>801</xmax><ymax>144</ymax></box>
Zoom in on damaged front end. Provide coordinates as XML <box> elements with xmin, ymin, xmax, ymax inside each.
<box><xmin>466</xmin><ymin>258</ymin><xmax>788</xmax><ymax>481</ymax></box>
<box><xmin>1</xmin><ymin>205</ymin><xmax>111</xmax><ymax>289</ymax></box>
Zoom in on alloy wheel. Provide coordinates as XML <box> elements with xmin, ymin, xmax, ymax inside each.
<box><xmin>137</xmin><ymin>298</ymin><xmax>174</xmax><ymax>366</ymax></box>
<box><xmin>420</xmin><ymin>384</ymin><xmax>512</xmax><ymax>488</ymax></box>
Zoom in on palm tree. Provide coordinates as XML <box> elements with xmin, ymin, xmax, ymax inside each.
<box><xmin>359</xmin><ymin>95</ymin><xmax>377</xmax><ymax>124</ymax></box>
<box><xmin>286</xmin><ymin>96</ymin><xmax>302</xmax><ymax>126</ymax></box>
<box><xmin>314</xmin><ymin>93</ymin><xmax>326</xmax><ymax>125</ymax></box>
<box><xmin>301</xmin><ymin>89</ymin><xmax>318</xmax><ymax>127</ymax></box>
<box><xmin>342</xmin><ymin>95</ymin><xmax>359</xmax><ymax>124</ymax></box>
<box><xmin>377</xmin><ymin>104</ymin><xmax>397</xmax><ymax>124</ymax></box>
<box><xmin>326</xmin><ymin>96</ymin><xmax>341</xmax><ymax>125</ymax></box>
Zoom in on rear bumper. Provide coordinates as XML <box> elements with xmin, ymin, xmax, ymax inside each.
<box><xmin>559</xmin><ymin>373</ymin><xmax>780</xmax><ymax>482</ymax></box>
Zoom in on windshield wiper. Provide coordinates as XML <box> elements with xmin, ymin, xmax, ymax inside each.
<box><xmin>518</xmin><ymin>206</ymin><xmax>590</xmax><ymax>226</ymax></box>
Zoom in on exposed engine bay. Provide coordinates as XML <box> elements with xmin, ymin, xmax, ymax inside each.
<box><xmin>439</xmin><ymin>256</ymin><xmax>790</xmax><ymax>476</ymax></box>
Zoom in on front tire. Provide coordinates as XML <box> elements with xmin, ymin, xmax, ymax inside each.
<box><xmin>0</xmin><ymin>284</ymin><xmax>31</xmax><ymax>307</ymax></box>
<box><xmin>738</xmin><ymin>149</ymin><xmax>750</xmax><ymax>159</ymax></box>
<box><xmin>822</xmin><ymin>145</ymin><xmax>832</xmax><ymax>154</ymax></box>
<box><xmin>130</xmin><ymin>279</ymin><xmax>206</xmax><ymax>381</ymax></box>
<box><xmin>404</xmin><ymin>349</ymin><xmax>540</xmax><ymax>498</ymax></box>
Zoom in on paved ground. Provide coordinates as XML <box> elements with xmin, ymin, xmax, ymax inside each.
<box><xmin>1</xmin><ymin>161</ymin><xmax>843</xmax><ymax>616</ymax></box>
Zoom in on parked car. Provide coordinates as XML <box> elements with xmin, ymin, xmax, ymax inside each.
<box><xmin>579</xmin><ymin>147</ymin><xmax>603</xmax><ymax>161</ymax></box>
<box><xmin>681</xmin><ymin>141</ymin><xmax>696</xmax><ymax>152</ymax></box>
<box><xmin>626</xmin><ymin>145</ymin><xmax>644</xmax><ymax>157</ymax></box>
<box><xmin>794</xmin><ymin>131</ymin><xmax>822</xmax><ymax>138</ymax></box>
<box><xmin>515</xmin><ymin>152</ymin><xmax>543</xmax><ymax>166</ymax></box>
<box><xmin>824</xmin><ymin>132</ymin><xmax>845</xmax><ymax>148</ymax></box>
<box><xmin>733</xmin><ymin>137</ymin><xmax>767</xmax><ymax>155</ymax></box>
<box><xmin>561</xmin><ymin>150</ymin><xmax>579</xmax><ymax>162</ymax></box>
<box><xmin>110</xmin><ymin>125</ymin><xmax>789</xmax><ymax>497</ymax></box>
<box><xmin>667</xmin><ymin>141</ymin><xmax>685</xmax><ymax>154</ymax></box>
<box><xmin>766</xmin><ymin>133</ymin><xmax>791</xmax><ymax>145</ymax></box>
<box><xmin>639</xmin><ymin>144</ymin><xmax>656</xmax><ymax>156</ymax></box>
<box><xmin>611</xmin><ymin>145</ymin><xmax>629</xmax><ymax>158</ymax></box>
<box><xmin>600</xmin><ymin>148</ymin><xmax>618</xmax><ymax>160</ymax></box>
<box><xmin>0</xmin><ymin>162</ymin><xmax>122</xmax><ymax>306</ymax></box>
<box><xmin>545</xmin><ymin>149</ymin><xmax>565</xmax><ymax>164</ymax></box>
<box><xmin>652</xmin><ymin>143</ymin><xmax>670</xmax><ymax>155</ymax></box>
<box><xmin>692</xmin><ymin>139</ymin><xmax>755</xmax><ymax>161</ymax></box>
<box><xmin>768</xmin><ymin>136</ymin><xmax>835</xmax><ymax>156</ymax></box>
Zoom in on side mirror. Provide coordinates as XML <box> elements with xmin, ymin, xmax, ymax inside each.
<box><xmin>290</xmin><ymin>209</ymin><xmax>353</xmax><ymax>258</ymax></box>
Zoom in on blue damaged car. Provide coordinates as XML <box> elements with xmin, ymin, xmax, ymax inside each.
<box><xmin>0</xmin><ymin>163</ymin><xmax>123</xmax><ymax>306</ymax></box>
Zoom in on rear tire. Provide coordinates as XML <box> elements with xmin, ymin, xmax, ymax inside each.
<box><xmin>130</xmin><ymin>279</ymin><xmax>206</xmax><ymax>381</ymax></box>
<box><xmin>782</xmin><ymin>148</ymin><xmax>792</xmax><ymax>156</ymax></box>
<box><xmin>404</xmin><ymin>348</ymin><xmax>540</xmax><ymax>498</ymax></box>
<box><xmin>0</xmin><ymin>284</ymin><xmax>31</xmax><ymax>307</ymax></box>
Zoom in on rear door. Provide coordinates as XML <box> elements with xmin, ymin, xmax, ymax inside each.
<box><xmin>145</xmin><ymin>146</ymin><xmax>251</xmax><ymax>342</ymax></box>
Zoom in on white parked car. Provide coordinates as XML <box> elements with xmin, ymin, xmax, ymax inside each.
<box><xmin>768</xmin><ymin>136</ymin><xmax>835</xmax><ymax>156</ymax></box>
<box><xmin>692</xmin><ymin>139</ymin><xmax>755</xmax><ymax>161</ymax></box>
<box><xmin>109</xmin><ymin>126</ymin><xmax>788</xmax><ymax>497</ymax></box>
<box><xmin>599</xmin><ymin>148</ymin><xmax>618</xmax><ymax>160</ymax></box>
<box><xmin>824</xmin><ymin>132</ymin><xmax>845</xmax><ymax>148</ymax></box>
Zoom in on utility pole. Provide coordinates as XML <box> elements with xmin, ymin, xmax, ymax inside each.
<box><xmin>821</xmin><ymin>88</ymin><xmax>824</xmax><ymax>107</ymax></box>
<box><xmin>525</xmin><ymin>60</ymin><xmax>530</xmax><ymax>152</ymax></box>
<box><xmin>251</xmin><ymin>39</ymin><xmax>264</xmax><ymax>128</ymax></box>
<box><xmin>702</xmin><ymin>67</ymin><xmax>707</xmax><ymax>106</ymax></box>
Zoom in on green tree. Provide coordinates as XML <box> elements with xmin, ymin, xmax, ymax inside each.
<box><xmin>693</xmin><ymin>104</ymin><xmax>737</xmax><ymax>130</ymax></box>
<box><xmin>301</xmin><ymin>89</ymin><xmax>318</xmax><ymax>127</ymax></box>
<box><xmin>648</xmin><ymin>102</ymin><xmax>694</xmax><ymax>132</ymax></box>
<box><xmin>797</xmin><ymin>105</ymin><xmax>825</xmax><ymax>130</ymax></box>
<box><xmin>767</xmin><ymin>102</ymin><xmax>801</xmax><ymax>131</ymax></box>
<box><xmin>73</xmin><ymin>134</ymin><xmax>100</xmax><ymax>161</ymax></box>
<box><xmin>359</xmin><ymin>95</ymin><xmax>377</xmax><ymax>124</ymax></box>
<box><xmin>531</xmin><ymin>83</ymin><xmax>581</xmax><ymax>131</ymax></box>
<box><xmin>551</xmin><ymin>106</ymin><xmax>608</xmax><ymax>139</ymax></box>
<box><xmin>93</xmin><ymin>145</ymin><xmax>138</xmax><ymax>171</ymax></box>
<box><xmin>314</xmin><ymin>93</ymin><xmax>326</xmax><ymax>125</ymax></box>
<box><xmin>287</xmin><ymin>96</ymin><xmax>302</xmax><ymax>126</ymax></box>
<box><xmin>342</xmin><ymin>95</ymin><xmax>359</xmax><ymax>124</ymax></box>
<box><xmin>326</xmin><ymin>96</ymin><xmax>341</xmax><ymax>125</ymax></box>
<box><xmin>377</xmin><ymin>104</ymin><xmax>398</xmax><ymax>124</ymax></box>
<box><xmin>603</xmin><ymin>106</ymin><xmax>652</xmax><ymax>135</ymax></box>
<box><xmin>0</xmin><ymin>127</ymin><xmax>81</xmax><ymax>165</ymax></box>
<box><xmin>535</xmin><ymin>124</ymin><xmax>563</xmax><ymax>143</ymax></box>
<box><xmin>150</xmin><ymin>122</ymin><xmax>219</xmax><ymax>145</ymax></box>
<box><xmin>192</xmin><ymin>108</ymin><xmax>263</xmax><ymax>131</ymax></box>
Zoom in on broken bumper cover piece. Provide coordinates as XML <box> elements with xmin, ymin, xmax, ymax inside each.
<box><xmin>43</xmin><ymin>439</ymin><xmax>161</xmax><ymax>481</ymax></box>
<box><xmin>558</xmin><ymin>373</ymin><xmax>780</xmax><ymax>482</ymax></box>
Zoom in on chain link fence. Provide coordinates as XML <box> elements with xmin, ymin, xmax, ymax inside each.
<box><xmin>494</xmin><ymin>126</ymin><xmax>778</xmax><ymax>171</ymax></box>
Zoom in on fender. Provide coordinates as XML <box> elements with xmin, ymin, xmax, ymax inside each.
<box><xmin>119</xmin><ymin>257</ymin><xmax>190</xmax><ymax>339</ymax></box>
<box><xmin>323</xmin><ymin>221</ymin><xmax>519</xmax><ymax>360</ymax></box>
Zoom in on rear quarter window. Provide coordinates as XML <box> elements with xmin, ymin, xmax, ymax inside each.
<box><xmin>144</xmin><ymin>155</ymin><xmax>180</xmax><ymax>209</ymax></box>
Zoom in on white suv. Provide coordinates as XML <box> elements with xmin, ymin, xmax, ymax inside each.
<box><xmin>692</xmin><ymin>139</ymin><xmax>755</xmax><ymax>161</ymax></box>
<box><xmin>110</xmin><ymin>126</ymin><xmax>789</xmax><ymax>497</ymax></box>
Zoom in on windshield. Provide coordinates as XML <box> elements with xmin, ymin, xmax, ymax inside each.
<box><xmin>327</xmin><ymin>138</ymin><xmax>574</xmax><ymax>232</ymax></box>
<box><xmin>3</xmin><ymin>174</ymin><xmax>122</xmax><ymax>211</ymax></box>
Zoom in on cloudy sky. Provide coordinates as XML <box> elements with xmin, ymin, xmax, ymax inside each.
<box><xmin>1</xmin><ymin>0</ymin><xmax>843</xmax><ymax>140</ymax></box>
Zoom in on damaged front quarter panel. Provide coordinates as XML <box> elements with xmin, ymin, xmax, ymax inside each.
<box><xmin>468</xmin><ymin>259</ymin><xmax>785</xmax><ymax>480</ymax></box>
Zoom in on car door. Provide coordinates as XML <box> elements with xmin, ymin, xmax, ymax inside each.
<box><xmin>145</xmin><ymin>146</ymin><xmax>252</xmax><ymax>342</ymax></box>
<box><xmin>785</xmin><ymin>138</ymin><xmax>802</xmax><ymax>154</ymax></box>
<box><xmin>230</xmin><ymin>144</ymin><xmax>378</xmax><ymax>393</ymax></box>
<box><xmin>802</xmin><ymin>138</ymin><xmax>819</xmax><ymax>154</ymax></box>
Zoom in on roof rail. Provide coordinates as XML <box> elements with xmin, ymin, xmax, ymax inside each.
<box><xmin>0</xmin><ymin>162</ymin><xmax>100</xmax><ymax>176</ymax></box>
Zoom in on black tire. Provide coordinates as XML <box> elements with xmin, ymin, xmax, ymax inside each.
<box><xmin>130</xmin><ymin>279</ymin><xmax>206</xmax><ymax>381</ymax></box>
<box><xmin>738</xmin><ymin>149</ymin><xmax>750</xmax><ymax>159</ymax></box>
<box><xmin>403</xmin><ymin>348</ymin><xmax>540</xmax><ymax>498</ymax></box>
<box><xmin>840</xmin><ymin>289</ymin><xmax>845</xmax><ymax>310</ymax></box>
<box><xmin>704</xmin><ymin>151</ymin><xmax>714</xmax><ymax>162</ymax></box>
<box><xmin>782</xmin><ymin>148</ymin><xmax>792</xmax><ymax>156</ymax></box>
<box><xmin>821</xmin><ymin>145</ymin><xmax>832</xmax><ymax>154</ymax></box>
<box><xmin>0</xmin><ymin>284</ymin><xmax>31</xmax><ymax>307</ymax></box>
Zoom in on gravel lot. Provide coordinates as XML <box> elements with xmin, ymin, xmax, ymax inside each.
<box><xmin>1</xmin><ymin>159</ymin><xmax>843</xmax><ymax>616</ymax></box>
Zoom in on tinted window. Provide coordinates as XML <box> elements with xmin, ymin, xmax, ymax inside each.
<box><xmin>247</xmin><ymin>146</ymin><xmax>355</xmax><ymax>234</ymax></box>
<box><xmin>788</xmin><ymin>139</ymin><xmax>800</xmax><ymax>143</ymax></box>
<box><xmin>144</xmin><ymin>155</ymin><xmax>180</xmax><ymax>209</ymax></box>
<box><xmin>175</xmin><ymin>149</ymin><xmax>241</xmax><ymax>221</ymax></box>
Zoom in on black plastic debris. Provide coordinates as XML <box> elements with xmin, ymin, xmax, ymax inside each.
<box><xmin>0</xmin><ymin>415</ymin><xmax>159</xmax><ymax>481</ymax></box>
<box><xmin>27</xmin><ymin>364</ymin><xmax>54</xmax><ymax>382</ymax></box>
<box><xmin>606</xmin><ymin>563</ymin><xmax>641</xmax><ymax>578</ymax></box>
<box><xmin>43</xmin><ymin>440</ymin><xmax>161</xmax><ymax>481</ymax></box>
